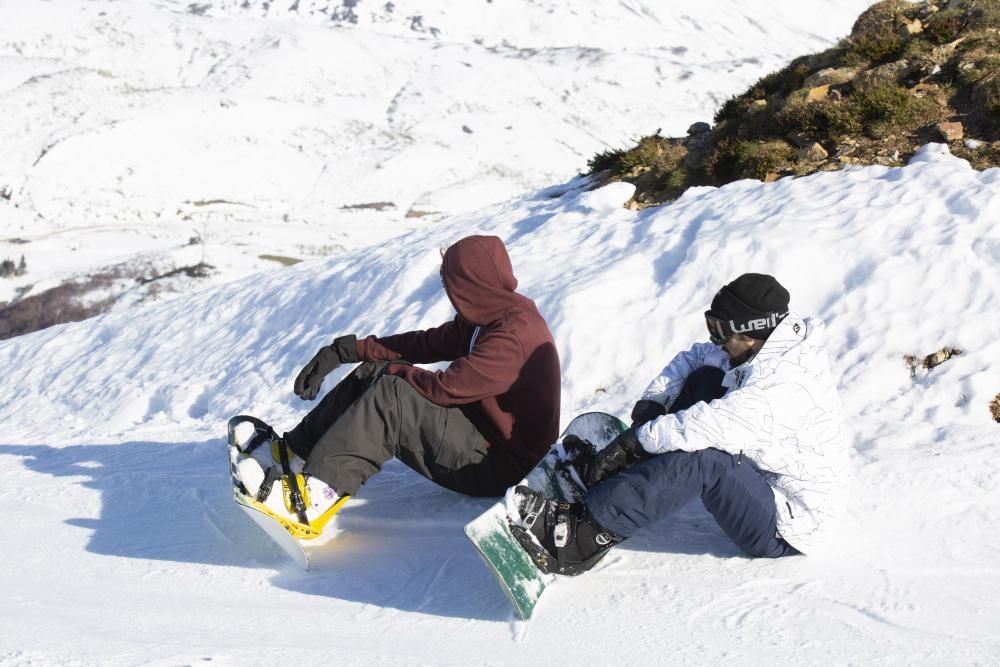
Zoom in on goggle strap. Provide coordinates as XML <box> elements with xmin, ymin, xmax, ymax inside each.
<box><xmin>706</xmin><ymin>311</ymin><xmax>787</xmax><ymax>340</ymax></box>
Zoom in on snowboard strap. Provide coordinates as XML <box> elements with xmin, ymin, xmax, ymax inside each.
<box><xmin>552</xmin><ymin>501</ymin><xmax>573</xmax><ymax>574</ymax></box>
<box><xmin>276</xmin><ymin>437</ymin><xmax>309</xmax><ymax>525</ymax></box>
<box><xmin>228</xmin><ymin>415</ymin><xmax>276</xmax><ymax>455</ymax></box>
<box><xmin>256</xmin><ymin>466</ymin><xmax>281</xmax><ymax>504</ymax></box>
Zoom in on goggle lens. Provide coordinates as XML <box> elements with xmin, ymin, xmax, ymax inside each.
<box><xmin>705</xmin><ymin>314</ymin><xmax>732</xmax><ymax>345</ymax></box>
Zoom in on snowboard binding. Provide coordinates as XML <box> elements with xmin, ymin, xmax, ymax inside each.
<box><xmin>228</xmin><ymin>415</ymin><xmax>349</xmax><ymax>541</ymax></box>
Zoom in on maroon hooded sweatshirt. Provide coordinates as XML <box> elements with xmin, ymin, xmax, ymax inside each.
<box><xmin>353</xmin><ymin>235</ymin><xmax>561</xmax><ymax>482</ymax></box>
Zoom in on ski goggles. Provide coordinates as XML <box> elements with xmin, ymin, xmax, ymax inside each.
<box><xmin>705</xmin><ymin>313</ymin><xmax>736</xmax><ymax>345</ymax></box>
<box><xmin>705</xmin><ymin>311</ymin><xmax>787</xmax><ymax>345</ymax></box>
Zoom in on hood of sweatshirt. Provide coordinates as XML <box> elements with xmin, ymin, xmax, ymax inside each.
<box><xmin>441</xmin><ymin>235</ymin><xmax>520</xmax><ymax>326</ymax></box>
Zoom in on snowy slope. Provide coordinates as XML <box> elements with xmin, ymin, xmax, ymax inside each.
<box><xmin>1</xmin><ymin>145</ymin><xmax>998</xmax><ymax>665</ymax></box>
<box><xmin>0</xmin><ymin>0</ymin><xmax>875</xmax><ymax>306</ymax></box>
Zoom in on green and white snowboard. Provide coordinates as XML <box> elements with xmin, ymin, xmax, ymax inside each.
<box><xmin>464</xmin><ymin>411</ymin><xmax>627</xmax><ymax>620</ymax></box>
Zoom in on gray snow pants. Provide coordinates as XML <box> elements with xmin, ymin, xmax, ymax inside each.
<box><xmin>284</xmin><ymin>361</ymin><xmax>511</xmax><ymax>498</ymax></box>
<box><xmin>586</xmin><ymin>366</ymin><xmax>799</xmax><ymax>558</ymax></box>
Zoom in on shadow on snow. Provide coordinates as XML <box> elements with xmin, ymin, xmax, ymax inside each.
<box><xmin>0</xmin><ymin>439</ymin><xmax>742</xmax><ymax>620</ymax></box>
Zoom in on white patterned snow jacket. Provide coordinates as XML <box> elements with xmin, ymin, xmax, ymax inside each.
<box><xmin>635</xmin><ymin>312</ymin><xmax>850</xmax><ymax>554</ymax></box>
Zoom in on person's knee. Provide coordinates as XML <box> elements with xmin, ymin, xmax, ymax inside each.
<box><xmin>688</xmin><ymin>365</ymin><xmax>725</xmax><ymax>384</ymax></box>
<box><xmin>686</xmin><ymin>366</ymin><xmax>726</xmax><ymax>397</ymax></box>
<box><xmin>361</xmin><ymin>367</ymin><xmax>409</xmax><ymax>403</ymax></box>
<box><xmin>671</xmin><ymin>366</ymin><xmax>726</xmax><ymax>412</ymax></box>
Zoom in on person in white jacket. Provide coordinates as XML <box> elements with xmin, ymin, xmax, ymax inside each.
<box><xmin>514</xmin><ymin>273</ymin><xmax>850</xmax><ymax>576</ymax></box>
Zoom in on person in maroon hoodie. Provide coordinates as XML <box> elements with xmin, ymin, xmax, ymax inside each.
<box><xmin>232</xmin><ymin>235</ymin><xmax>561</xmax><ymax>529</ymax></box>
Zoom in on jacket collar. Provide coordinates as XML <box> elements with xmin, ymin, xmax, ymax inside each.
<box><xmin>723</xmin><ymin>311</ymin><xmax>808</xmax><ymax>389</ymax></box>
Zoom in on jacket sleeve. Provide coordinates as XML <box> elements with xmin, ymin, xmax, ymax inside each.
<box><xmin>386</xmin><ymin>327</ymin><xmax>524</xmax><ymax>406</ymax></box>
<box><xmin>356</xmin><ymin>317</ymin><xmax>468</xmax><ymax>364</ymax></box>
<box><xmin>640</xmin><ymin>342</ymin><xmax>729</xmax><ymax>410</ymax></box>
<box><xmin>636</xmin><ymin>382</ymin><xmax>776</xmax><ymax>458</ymax></box>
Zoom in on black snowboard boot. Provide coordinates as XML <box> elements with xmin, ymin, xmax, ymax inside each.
<box><xmin>510</xmin><ymin>486</ymin><xmax>624</xmax><ymax>576</ymax></box>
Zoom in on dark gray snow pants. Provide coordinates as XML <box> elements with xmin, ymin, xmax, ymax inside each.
<box><xmin>284</xmin><ymin>361</ymin><xmax>512</xmax><ymax>498</ymax></box>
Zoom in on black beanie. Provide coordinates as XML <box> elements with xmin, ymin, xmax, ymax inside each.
<box><xmin>708</xmin><ymin>273</ymin><xmax>790</xmax><ymax>340</ymax></box>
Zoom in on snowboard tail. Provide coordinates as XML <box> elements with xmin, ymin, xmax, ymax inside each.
<box><xmin>464</xmin><ymin>412</ymin><xmax>627</xmax><ymax>620</ymax></box>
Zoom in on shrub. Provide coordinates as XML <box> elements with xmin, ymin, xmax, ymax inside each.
<box><xmin>924</xmin><ymin>7</ymin><xmax>968</xmax><ymax>44</ymax></box>
<box><xmin>954</xmin><ymin>140</ymin><xmax>1000</xmax><ymax>169</ymax></box>
<box><xmin>614</xmin><ymin>136</ymin><xmax>686</xmax><ymax>178</ymax></box>
<box><xmin>587</xmin><ymin>148</ymin><xmax>627</xmax><ymax>174</ymax></box>
<box><xmin>0</xmin><ymin>278</ymin><xmax>116</xmax><ymax>340</ymax></box>
<box><xmin>845</xmin><ymin>82</ymin><xmax>936</xmax><ymax>137</ymax></box>
<box><xmin>714</xmin><ymin>58</ymin><xmax>815</xmax><ymax>125</ymax></box>
<box><xmin>705</xmin><ymin>138</ymin><xmax>795</xmax><ymax>183</ymax></box>
<box><xmin>964</xmin><ymin>0</ymin><xmax>1000</xmax><ymax>30</ymax></box>
<box><xmin>981</xmin><ymin>74</ymin><xmax>1000</xmax><ymax>115</ymax></box>
<box><xmin>775</xmin><ymin>90</ymin><xmax>834</xmax><ymax>136</ymax></box>
<box><xmin>844</xmin><ymin>0</ymin><xmax>911</xmax><ymax>65</ymax></box>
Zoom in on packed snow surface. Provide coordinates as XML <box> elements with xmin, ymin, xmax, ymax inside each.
<box><xmin>0</xmin><ymin>0</ymin><xmax>876</xmax><ymax>305</ymax></box>
<box><xmin>1</xmin><ymin>144</ymin><xmax>998</xmax><ymax>665</ymax></box>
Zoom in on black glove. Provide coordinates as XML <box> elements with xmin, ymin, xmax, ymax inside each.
<box><xmin>585</xmin><ymin>428</ymin><xmax>652</xmax><ymax>486</ymax></box>
<box><xmin>630</xmin><ymin>399</ymin><xmax>666</xmax><ymax>428</ymax></box>
<box><xmin>293</xmin><ymin>335</ymin><xmax>359</xmax><ymax>400</ymax></box>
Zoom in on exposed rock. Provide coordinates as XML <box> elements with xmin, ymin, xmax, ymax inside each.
<box><xmin>853</xmin><ymin>60</ymin><xmax>913</xmax><ymax>92</ymax></box>
<box><xmin>687</xmin><ymin>122</ymin><xmax>711</xmax><ymax>136</ymax></box>
<box><xmin>924</xmin><ymin>347</ymin><xmax>962</xmax><ymax>369</ymax></box>
<box><xmin>683</xmin><ymin>142</ymin><xmax>710</xmax><ymax>170</ymax></box>
<box><xmin>935</xmin><ymin>121</ymin><xmax>964</xmax><ymax>142</ymax></box>
<box><xmin>797</xmin><ymin>142</ymin><xmax>829</xmax><ymax>162</ymax></box>
<box><xmin>909</xmin><ymin>82</ymin><xmax>940</xmax><ymax>99</ymax></box>
<box><xmin>802</xmin><ymin>67</ymin><xmax>859</xmax><ymax>89</ymax></box>
<box><xmin>898</xmin><ymin>16</ymin><xmax>923</xmax><ymax>35</ymax></box>
<box><xmin>682</xmin><ymin>130</ymin><xmax>712</xmax><ymax>166</ymax></box>
<box><xmin>806</xmin><ymin>85</ymin><xmax>830</xmax><ymax>102</ymax></box>
<box><xmin>991</xmin><ymin>393</ymin><xmax>1000</xmax><ymax>423</ymax></box>
<box><xmin>905</xmin><ymin>346</ymin><xmax>963</xmax><ymax>378</ymax></box>
<box><xmin>763</xmin><ymin>172</ymin><xmax>781</xmax><ymax>183</ymax></box>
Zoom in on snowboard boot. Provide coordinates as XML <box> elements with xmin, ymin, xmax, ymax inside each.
<box><xmin>232</xmin><ymin>419</ymin><xmax>306</xmax><ymax>475</ymax></box>
<box><xmin>509</xmin><ymin>486</ymin><xmax>624</xmax><ymax>576</ymax></box>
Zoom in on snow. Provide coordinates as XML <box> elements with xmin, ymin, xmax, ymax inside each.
<box><xmin>0</xmin><ymin>0</ymin><xmax>876</xmax><ymax>305</ymax></box>
<box><xmin>2</xmin><ymin>140</ymin><xmax>1000</xmax><ymax>663</ymax></box>
<box><xmin>3</xmin><ymin>1</ymin><xmax>1000</xmax><ymax>664</ymax></box>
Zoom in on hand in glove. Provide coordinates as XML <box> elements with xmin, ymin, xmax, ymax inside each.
<box><xmin>630</xmin><ymin>399</ymin><xmax>666</xmax><ymax>428</ymax></box>
<box><xmin>585</xmin><ymin>428</ymin><xmax>652</xmax><ymax>486</ymax></box>
<box><xmin>293</xmin><ymin>335</ymin><xmax>359</xmax><ymax>400</ymax></box>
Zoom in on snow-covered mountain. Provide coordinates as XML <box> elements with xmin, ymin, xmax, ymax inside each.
<box><xmin>0</xmin><ymin>0</ymin><xmax>875</xmax><ymax>310</ymax></box>
<box><xmin>1</xmin><ymin>143</ymin><xmax>998</xmax><ymax>664</ymax></box>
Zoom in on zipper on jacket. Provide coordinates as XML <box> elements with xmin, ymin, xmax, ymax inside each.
<box><xmin>736</xmin><ymin>450</ymin><xmax>743</xmax><ymax>465</ymax></box>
